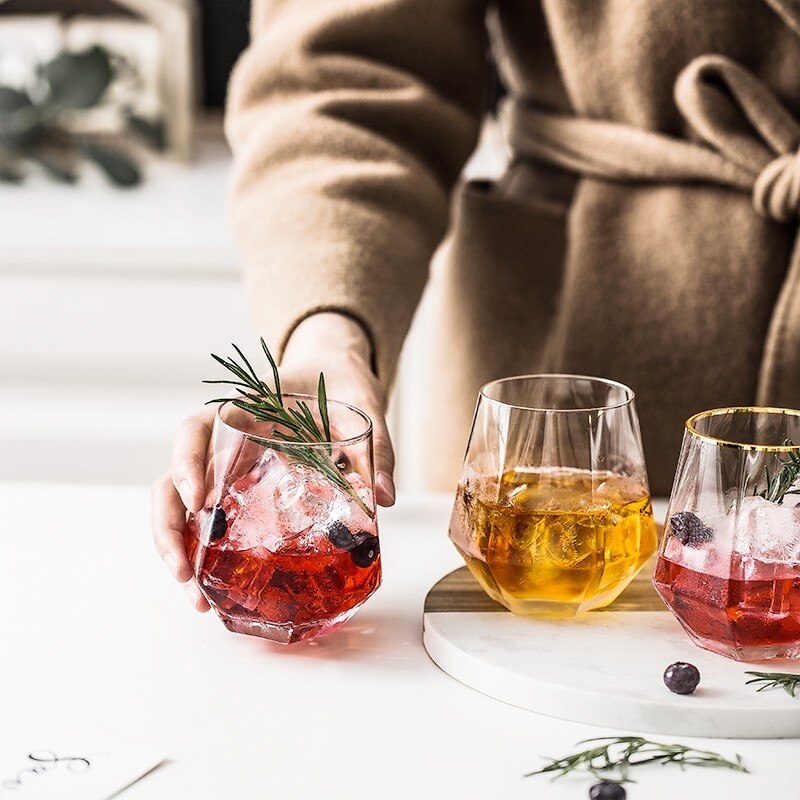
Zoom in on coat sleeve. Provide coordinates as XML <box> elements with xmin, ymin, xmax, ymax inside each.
<box><xmin>225</xmin><ymin>0</ymin><xmax>489</xmax><ymax>386</ymax></box>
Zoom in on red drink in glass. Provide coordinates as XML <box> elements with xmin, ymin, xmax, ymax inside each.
<box><xmin>185</xmin><ymin>396</ymin><xmax>381</xmax><ymax>644</ymax></box>
<box><xmin>655</xmin><ymin>538</ymin><xmax>800</xmax><ymax>658</ymax></box>
<box><xmin>654</xmin><ymin>405</ymin><xmax>800</xmax><ymax>661</ymax></box>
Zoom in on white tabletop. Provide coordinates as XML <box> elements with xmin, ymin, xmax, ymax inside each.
<box><xmin>1</xmin><ymin>483</ymin><xmax>794</xmax><ymax>799</ymax></box>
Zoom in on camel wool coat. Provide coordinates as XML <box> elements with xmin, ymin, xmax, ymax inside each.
<box><xmin>225</xmin><ymin>0</ymin><xmax>800</xmax><ymax>496</ymax></box>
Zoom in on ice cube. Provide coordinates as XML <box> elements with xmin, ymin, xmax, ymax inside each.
<box><xmin>345</xmin><ymin>471</ymin><xmax>374</xmax><ymax>509</ymax></box>
<box><xmin>275</xmin><ymin>468</ymin><xmax>335</xmax><ymax>535</ymax></box>
<box><xmin>273</xmin><ymin>473</ymin><xmax>379</xmax><ymax>559</ymax></box>
<box><xmin>230</xmin><ymin>448</ymin><xmax>287</xmax><ymax>500</ymax></box>
<box><xmin>594</xmin><ymin>474</ymin><xmax>644</xmax><ymax>506</ymax></box>
<box><xmin>282</xmin><ymin>520</ymin><xmax>340</xmax><ymax>555</ymax></box>
<box><xmin>733</xmin><ymin>494</ymin><xmax>800</xmax><ymax>562</ymax></box>
<box><xmin>664</xmin><ymin>533</ymin><xmax>711</xmax><ymax>574</ymax></box>
<box><xmin>661</xmin><ymin>509</ymin><xmax>722</xmax><ymax>575</ymax></box>
<box><xmin>703</xmin><ymin>534</ymin><xmax>734</xmax><ymax>579</ymax></box>
<box><xmin>224</xmin><ymin>450</ymin><xmax>293</xmax><ymax>552</ymax></box>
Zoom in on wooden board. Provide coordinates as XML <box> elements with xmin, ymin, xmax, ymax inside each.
<box><xmin>423</xmin><ymin>555</ymin><xmax>667</xmax><ymax>614</ymax></box>
<box><xmin>422</xmin><ymin>531</ymin><xmax>800</xmax><ymax>738</ymax></box>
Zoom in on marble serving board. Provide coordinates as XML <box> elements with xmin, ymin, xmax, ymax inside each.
<box><xmin>422</xmin><ymin>556</ymin><xmax>800</xmax><ymax>738</ymax></box>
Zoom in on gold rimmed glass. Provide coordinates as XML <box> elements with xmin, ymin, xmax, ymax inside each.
<box><xmin>654</xmin><ymin>407</ymin><xmax>800</xmax><ymax>660</ymax></box>
<box><xmin>448</xmin><ymin>374</ymin><xmax>658</xmax><ymax>616</ymax></box>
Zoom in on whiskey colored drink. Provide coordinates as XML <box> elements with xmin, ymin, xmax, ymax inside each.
<box><xmin>449</xmin><ymin>468</ymin><xmax>657</xmax><ymax>615</ymax></box>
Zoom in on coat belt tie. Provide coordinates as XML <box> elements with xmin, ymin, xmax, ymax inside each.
<box><xmin>502</xmin><ymin>54</ymin><xmax>800</xmax><ymax>405</ymax></box>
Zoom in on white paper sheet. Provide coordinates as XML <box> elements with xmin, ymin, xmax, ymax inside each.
<box><xmin>0</xmin><ymin>748</ymin><xmax>164</xmax><ymax>800</ymax></box>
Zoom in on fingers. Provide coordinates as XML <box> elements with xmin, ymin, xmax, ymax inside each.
<box><xmin>151</xmin><ymin>472</ymin><xmax>194</xmax><ymax>584</ymax></box>
<box><xmin>370</xmin><ymin>408</ymin><xmax>396</xmax><ymax>507</ymax></box>
<box><xmin>170</xmin><ymin>410</ymin><xmax>213</xmax><ymax>513</ymax></box>
<box><xmin>151</xmin><ymin>473</ymin><xmax>210</xmax><ymax>612</ymax></box>
<box><xmin>182</xmin><ymin>576</ymin><xmax>211</xmax><ymax>613</ymax></box>
<box><xmin>270</xmin><ymin>348</ymin><xmax>398</xmax><ymax>506</ymax></box>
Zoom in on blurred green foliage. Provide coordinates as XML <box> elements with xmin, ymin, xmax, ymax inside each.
<box><xmin>0</xmin><ymin>45</ymin><xmax>166</xmax><ymax>188</ymax></box>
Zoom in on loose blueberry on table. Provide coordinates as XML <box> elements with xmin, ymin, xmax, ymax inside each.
<box><xmin>589</xmin><ymin>781</ymin><xmax>626</xmax><ymax>800</ymax></box>
<box><xmin>663</xmin><ymin>662</ymin><xmax>701</xmax><ymax>694</ymax></box>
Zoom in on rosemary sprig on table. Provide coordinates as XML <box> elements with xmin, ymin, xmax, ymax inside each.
<box><xmin>745</xmin><ymin>671</ymin><xmax>800</xmax><ymax>697</ymax></box>
<box><xmin>204</xmin><ymin>339</ymin><xmax>372</xmax><ymax>517</ymax></box>
<box><xmin>526</xmin><ymin>737</ymin><xmax>747</xmax><ymax>783</ymax></box>
<box><xmin>756</xmin><ymin>440</ymin><xmax>800</xmax><ymax>504</ymax></box>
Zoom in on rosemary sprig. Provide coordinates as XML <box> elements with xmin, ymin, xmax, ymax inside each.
<box><xmin>756</xmin><ymin>440</ymin><xmax>800</xmax><ymax>504</ymax></box>
<box><xmin>526</xmin><ymin>736</ymin><xmax>747</xmax><ymax>783</ymax></box>
<box><xmin>204</xmin><ymin>339</ymin><xmax>373</xmax><ymax>518</ymax></box>
<box><xmin>745</xmin><ymin>671</ymin><xmax>800</xmax><ymax>697</ymax></box>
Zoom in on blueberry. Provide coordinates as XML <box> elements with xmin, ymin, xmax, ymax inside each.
<box><xmin>208</xmin><ymin>507</ymin><xmax>227</xmax><ymax>541</ymax></box>
<box><xmin>350</xmin><ymin>534</ymin><xmax>380</xmax><ymax>568</ymax></box>
<box><xmin>669</xmin><ymin>511</ymin><xmax>713</xmax><ymax>547</ymax></box>
<box><xmin>663</xmin><ymin>661</ymin><xmax>701</xmax><ymax>694</ymax></box>
<box><xmin>589</xmin><ymin>782</ymin><xmax>626</xmax><ymax>800</ymax></box>
<box><xmin>326</xmin><ymin>521</ymin><xmax>356</xmax><ymax>550</ymax></box>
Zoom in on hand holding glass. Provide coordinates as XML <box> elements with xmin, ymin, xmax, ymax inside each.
<box><xmin>184</xmin><ymin>397</ymin><xmax>381</xmax><ymax>644</ymax></box>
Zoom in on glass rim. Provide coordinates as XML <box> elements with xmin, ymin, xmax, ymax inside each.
<box><xmin>685</xmin><ymin>406</ymin><xmax>800</xmax><ymax>451</ymax></box>
<box><xmin>479</xmin><ymin>373</ymin><xmax>635</xmax><ymax>413</ymax></box>
<box><xmin>215</xmin><ymin>393</ymin><xmax>373</xmax><ymax>448</ymax></box>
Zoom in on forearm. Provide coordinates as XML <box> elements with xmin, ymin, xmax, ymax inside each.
<box><xmin>226</xmin><ymin>0</ymin><xmax>488</xmax><ymax>389</ymax></box>
<box><xmin>278</xmin><ymin>311</ymin><xmax>396</xmax><ymax>504</ymax></box>
<box><xmin>282</xmin><ymin>312</ymin><xmax>374</xmax><ymax>372</ymax></box>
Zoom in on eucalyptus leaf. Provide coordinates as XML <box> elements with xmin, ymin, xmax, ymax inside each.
<box><xmin>0</xmin><ymin>42</ymin><xmax>160</xmax><ymax>187</ymax></box>
<box><xmin>0</xmin><ymin>161</ymin><xmax>24</xmax><ymax>183</ymax></box>
<box><xmin>0</xmin><ymin>87</ymin><xmax>41</xmax><ymax>143</ymax></box>
<box><xmin>0</xmin><ymin>87</ymin><xmax>32</xmax><ymax>116</ymax></box>
<box><xmin>126</xmin><ymin>113</ymin><xmax>166</xmax><ymax>151</ymax></box>
<box><xmin>43</xmin><ymin>46</ymin><xmax>113</xmax><ymax>110</ymax></box>
<box><xmin>34</xmin><ymin>153</ymin><xmax>78</xmax><ymax>184</ymax></box>
<box><xmin>0</xmin><ymin>120</ymin><xmax>45</xmax><ymax>150</ymax></box>
<box><xmin>81</xmin><ymin>143</ymin><xmax>141</xmax><ymax>187</ymax></box>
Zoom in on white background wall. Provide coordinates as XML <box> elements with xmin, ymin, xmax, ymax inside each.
<box><xmin>0</xmin><ymin>123</ymin><xmax>505</xmax><ymax>490</ymax></box>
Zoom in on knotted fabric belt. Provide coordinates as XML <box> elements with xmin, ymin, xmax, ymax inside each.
<box><xmin>501</xmin><ymin>53</ymin><xmax>800</xmax><ymax>405</ymax></box>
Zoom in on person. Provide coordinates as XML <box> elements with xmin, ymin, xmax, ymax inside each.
<box><xmin>152</xmin><ymin>0</ymin><xmax>800</xmax><ymax>610</ymax></box>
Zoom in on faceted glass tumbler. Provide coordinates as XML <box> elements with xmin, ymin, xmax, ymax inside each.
<box><xmin>184</xmin><ymin>396</ymin><xmax>381</xmax><ymax>644</ymax></box>
<box><xmin>448</xmin><ymin>375</ymin><xmax>657</xmax><ymax>616</ymax></box>
<box><xmin>654</xmin><ymin>407</ymin><xmax>800</xmax><ymax>661</ymax></box>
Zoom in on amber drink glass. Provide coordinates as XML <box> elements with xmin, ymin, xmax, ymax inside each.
<box><xmin>449</xmin><ymin>375</ymin><xmax>657</xmax><ymax>616</ymax></box>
